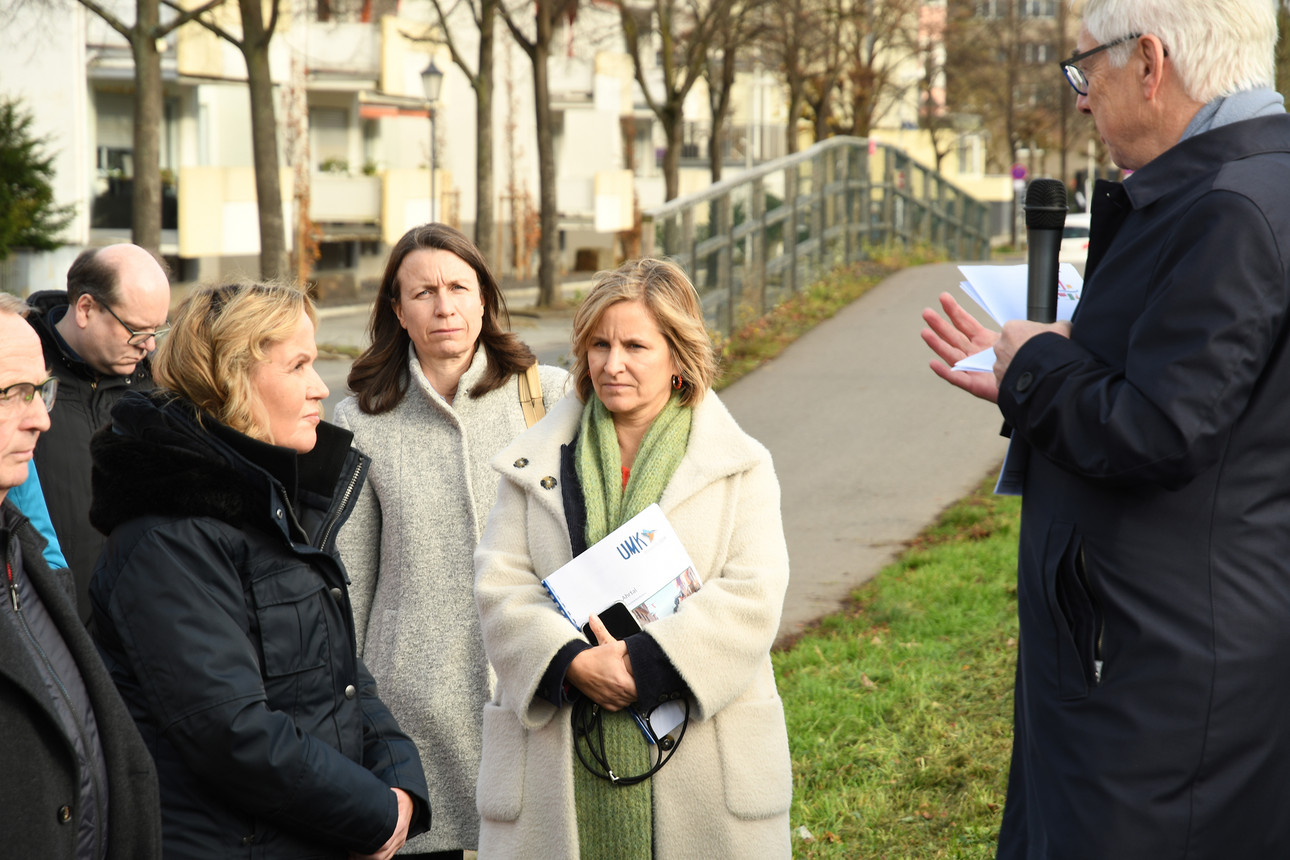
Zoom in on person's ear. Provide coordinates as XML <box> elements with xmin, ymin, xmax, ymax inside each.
<box><xmin>1137</xmin><ymin>34</ymin><xmax>1169</xmax><ymax>102</ymax></box>
<box><xmin>74</xmin><ymin>294</ymin><xmax>95</xmax><ymax>329</ymax></box>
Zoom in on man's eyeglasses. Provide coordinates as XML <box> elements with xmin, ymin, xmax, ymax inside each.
<box><xmin>1059</xmin><ymin>33</ymin><xmax>1141</xmax><ymax>96</ymax></box>
<box><xmin>97</xmin><ymin>297</ymin><xmax>170</xmax><ymax>346</ymax></box>
<box><xmin>0</xmin><ymin>377</ymin><xmax>58</xmax><ymax>413</ymax></box>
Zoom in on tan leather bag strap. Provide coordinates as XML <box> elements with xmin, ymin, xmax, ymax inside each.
<box><xmin>518</xmin><ymin>362</ymin><xmax>545</xmax><ymax>427</ymax></box>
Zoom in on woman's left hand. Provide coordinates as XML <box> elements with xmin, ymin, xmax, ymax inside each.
<box><xmin>566</xmin><ymin>614</ymin><xmax>638</xmax><ymax>711</ymax></box>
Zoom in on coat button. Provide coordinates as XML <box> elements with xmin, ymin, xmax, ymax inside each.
<box><xmin>540</xmin><ymin>476</ymin><xmax>557</xmax><ymax>490</ymax></box>
<box><xmin>344</xmin><ymin>684</ymin><xmax>357</xmax><ymax>700</ymax></box>
<box><xmin>1015</xmin><ymin>371</ymin><xmax>1033</xmax><ymax>393</ymax></box>
<box><xmin>514</xmin><ymin>458</ymin><xmax>529</xmax><ymax>468</ymax></box>
<box><xmin>330</xmin><ymin>587</ymin><xmax>343</xmax><ymax>602</ymax></box>
<box><xmin>275</xmin><ymin>508</ymin><xmax>284</xmax><ymax>519</ymax></box>
<box><xmin>58</xmin><ymin>805</ymin><xmax>72</xmax><ymax>823</ymax></box>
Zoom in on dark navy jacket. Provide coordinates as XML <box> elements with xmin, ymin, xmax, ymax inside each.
<box><xmin>0</xmin><ymin>500</ymin><xmax>161</xmax><ymax>860</ymax></box>
<box><xmin>89</xmin><ymin>391</ymin><xmax>430</xmax><ymax>859</ymax></box>
<box><xmin>997</xmin><ymin>114</ymin><xmax>1290</xmax><ymax>859</ymax></box>
<box><xmin>27</xmin><ymin>290</ymin><xmax>153</xmax><ymax>620</ymax></box>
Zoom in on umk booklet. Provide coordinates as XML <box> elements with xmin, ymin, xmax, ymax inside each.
<box><xmin>542</xmin><ymin>503</ymin><xmax>702</xmax><ymax>633</ymax></box>
<box><xmin>541</xmin><ymin>503</ymin><xmax>701</xmax><ymax>740</ymax></box>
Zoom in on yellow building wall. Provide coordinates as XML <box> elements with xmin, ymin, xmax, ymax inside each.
<box><xmin>381</xmin><ymin>168</ymin><xmax>450</xmax><ymax>244</ymax></box>
<box><xmin>179</xmin><ymin>166</ymin><xmax>293</xmax><ymax>257</ymax></box>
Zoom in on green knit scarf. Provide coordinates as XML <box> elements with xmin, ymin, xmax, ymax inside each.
<box><xmin>573</xmin><ymin>391</ymin><xmax>691</xmax><ymax>860</ymax></box>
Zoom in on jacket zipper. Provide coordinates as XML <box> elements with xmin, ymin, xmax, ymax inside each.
<box><xmin>317</xmin><ymin>456</ymin><xmax>365</xmax><ymax>553</ymax></box>
<box><xmin>5</xmin><ymin>522</ymin><xmax>108</xmax><ymax>858</ymax></box>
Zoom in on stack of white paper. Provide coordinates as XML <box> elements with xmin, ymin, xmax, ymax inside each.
<box><xmin>952</xmin><ymin>263</ymin><xmax>1083</xmax><ymax>372</ymax></box>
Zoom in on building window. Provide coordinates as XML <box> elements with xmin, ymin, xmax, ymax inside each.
<box><xmin>311</xmin><ymin>107</ymin><xmax>350</xmax><ymax>173</ymax></box>
<box><xmin>1023</xmin><ymin>42</ymin><xmax>1053</xmax><ymax>64</ymax></box>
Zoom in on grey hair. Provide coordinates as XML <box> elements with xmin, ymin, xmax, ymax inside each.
<box><xmin>1076</xmin><ymin>0</ymin><xmax>1276</xmax><ymax>104</ymax></box>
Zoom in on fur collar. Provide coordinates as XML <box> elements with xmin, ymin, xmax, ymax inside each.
<box><xmin>89</xmin><ymin>392</ymin><xmax>267</xmax><ymax>536</ymax></box>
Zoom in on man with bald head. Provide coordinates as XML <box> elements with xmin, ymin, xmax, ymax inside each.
<box><xmin>0</xmin><ymin>294</ymin><xmax>161</xmax><ymax>859</ymax></box>
<box><xmin>27</xmin><ymin>243</ymin><xmax>171</xmax><ymax>619</ymax></box>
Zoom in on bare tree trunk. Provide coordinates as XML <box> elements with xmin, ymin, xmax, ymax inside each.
<box><xmin>474</xmin><ymin>0</ymin><xmax>495</xmax><ymax>262</ymax></box>
<box><xmin>128</xmin><ymin>17</ymin><xmax>163</xmax><ymax>255</ymax></box>
<box><xmin>662</xmin><ymin>111</ymin><xmax>682</xmax><ymax>200</ymax></box>
<box><xmin>532</xmin><ymin>6</ymin><xmax>558</xmax><ymax>307</ymax></box>
<box><xmin>239</xmin><ymin>0</ymin><xmax>285</xmax><ymax>279</ymax></box>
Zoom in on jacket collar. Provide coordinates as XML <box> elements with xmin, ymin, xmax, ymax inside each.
<box><xmin>90</xmin><ymin>391</ymin><xmax>366</xmax><ymax>552</ymax></box>
<box><xmin>1123</xmin><ymin>113</ymin><xmax>1290</xmax><ymax>210</ymax></box>
<box><xmin>492</xmin><ymin>390</ymin><xmax>765</xmax><ymax>522</ymax></box>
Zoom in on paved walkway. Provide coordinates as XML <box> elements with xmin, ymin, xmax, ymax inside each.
<box><xmin>716</xmin><ymin>261</ymin><xmax>1010</xmax><ymax>646</ymax></box>
<box><xmin>316</xmin><ymin>261</ymin><xmax>1011</xmax><ymax>647</ymax></box>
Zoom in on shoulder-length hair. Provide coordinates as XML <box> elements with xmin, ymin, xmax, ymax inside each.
<box><xmin>570</xmin><ymin>258</ymin><xmax>718</xmax><ymax>409</ymax></box>
<box><xmin>347</xmin><ymin>223</ymin><xmax>535</xmax><ymax>414</ymax></box>
<box><xmin>153</xmin><ymin>282</ymin><xmax>316</xmax><ymax>442</ymax></box>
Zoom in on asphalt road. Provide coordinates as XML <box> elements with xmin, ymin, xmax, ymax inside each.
<box><xmin>315</xmin><ymin>263</ymin><xmax>1011</xmax><ymax>645</ymax></box>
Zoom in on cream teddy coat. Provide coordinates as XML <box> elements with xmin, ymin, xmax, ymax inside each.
<box><xmin>473</xmin><ymin>391</ymin><xmax>793</xmax><ymax>859</ymax></box>
<box><xmin>333</xmin><ymin>344</ymin><xmax>569</xmax><ymax>853</ymax></box>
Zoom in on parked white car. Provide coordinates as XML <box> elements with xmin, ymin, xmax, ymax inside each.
<box><xmin>1060</xmin><ymin>212</ymin><xmax>1093</xmax><ymax>263</ymax></box>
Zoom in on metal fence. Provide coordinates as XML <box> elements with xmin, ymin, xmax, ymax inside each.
<box><xmin>641</xmin><ymin>136</ymin><xmax>991</xmax><ymax>338</ymax></box>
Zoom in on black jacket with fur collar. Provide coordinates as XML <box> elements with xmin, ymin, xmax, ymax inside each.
<box><xmin>88</xmin><ymin>391</ymin><xmax>430</xmax><ymax>859</ymax></box>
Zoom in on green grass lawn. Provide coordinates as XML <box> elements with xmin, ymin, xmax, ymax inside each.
<box><xmin>777</xmin><ymin>478</ymin><xmax>1022</xmax><ymax>859</ymax></box>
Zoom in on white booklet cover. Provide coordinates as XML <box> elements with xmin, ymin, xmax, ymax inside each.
<box><xmin>542</xmin><ymin>503</ymin><xmax>701</xmax><ymax>740</ymax></box>
<box><xmin>542</xmin><ymin>503</ymin><xmax>702</xmax><ymax>632</ymax></box>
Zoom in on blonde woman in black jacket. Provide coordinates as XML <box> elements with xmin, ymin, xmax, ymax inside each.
<box><xmin>89</xmin><ymin>283</ymin><xmax>430</xmax><ymax>859</ymax></box>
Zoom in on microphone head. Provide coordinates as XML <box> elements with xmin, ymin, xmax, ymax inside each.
<box><xmin>1024</xmin><ymin>178</ymin><xmax>1069</xmax><ymax>229</ymax></box>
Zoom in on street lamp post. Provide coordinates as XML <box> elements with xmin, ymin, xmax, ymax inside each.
<box><xmin>421</xmin><ymin>59</ymin><xmax>444</xmax><ymax>223</ymax></box>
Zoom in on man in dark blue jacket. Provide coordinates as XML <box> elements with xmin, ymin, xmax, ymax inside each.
<box><xmin>28</xmin><ymin>243</ymin><xmax>171</xmax><ymax>620</ymax></box>
<box><xmin>923</xmin><ymin>1</ymin><xmax>1290</xmax><ymax>857</ymax></box>
<box><xmin>0</xmin><ymin>294</ymin><xmax>161</xmax><ymax>860</ymax></box>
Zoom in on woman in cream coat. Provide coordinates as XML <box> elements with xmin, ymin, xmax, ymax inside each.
<box><xmin>474</xmin><ymin>259</ymin><xmax>792</xmax><ymax>859</ymax></box>
<box><xmin>334</xmin><ymin>224</ymin><xmax>567</xmax><ymax>858</ymax></box>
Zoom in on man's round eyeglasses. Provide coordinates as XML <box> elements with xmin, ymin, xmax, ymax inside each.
<box><xmin>0</xmin><ymin>377</ymin><xmax>58</xmax><ymax>413</ymax></box>
<box><xmin>1059</xmin><ymin>33</ymin><xmax>1141</xmax><ymax>96</ymax></box>
<box><xmin>97</xmin><ymin>297</ymin><xmax>170</xmax><ymax>346</ymax></box>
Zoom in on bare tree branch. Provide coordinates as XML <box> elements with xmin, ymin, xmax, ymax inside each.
<box><xmin>160</xmin><ymin>0</ymin><xmax>239</xmax><ymax>43</ymax></box>
<box><xmin>76</xmin><ymin>0</ymin><xmax>132</xmax><ymax>40</ymax></box>
<box><xmin>155</xmin><ymin>0</ymin><xmax>226</xmax><ymax>37</ymax></box>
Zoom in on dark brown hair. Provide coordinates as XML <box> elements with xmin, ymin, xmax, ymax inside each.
<box><xmin>347</xmin><ymin>223</ymin><xmax>535</xmax><ymax>414</ymax></box>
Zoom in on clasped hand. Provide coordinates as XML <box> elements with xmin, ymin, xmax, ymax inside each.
<box><xmin>566</xmin><ymin>613</ymin><xmax>637</xmax><ymax>711</ymax></box>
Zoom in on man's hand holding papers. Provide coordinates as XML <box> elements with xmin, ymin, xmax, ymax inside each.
<box><xmin>922</xmin><ymin>263</ymin><xmax>1083</xmax><ymax>402</ymax></box>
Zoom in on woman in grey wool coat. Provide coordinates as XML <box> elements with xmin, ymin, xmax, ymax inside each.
<box><xmin>334</xmin><ymin>224</ymin><xmax>568</xmax><ymax>859</ymax></box>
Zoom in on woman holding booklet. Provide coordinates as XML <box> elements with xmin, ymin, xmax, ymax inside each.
<box><xmin>474</xmin><ymin>258</ymin><xmax>793</xmax><ymax>858</ymax></box>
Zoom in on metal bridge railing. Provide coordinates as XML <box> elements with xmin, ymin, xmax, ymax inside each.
<box><xmin>641</xmin><ymin>136</ymin><xmax>991</xmax><ymax>338</ymax></box>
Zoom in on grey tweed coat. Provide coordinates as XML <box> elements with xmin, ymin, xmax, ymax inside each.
<box><xmin>334</xmin><ymin>344</ymin><xmax>568</xmax><ymax>853</ymax></box>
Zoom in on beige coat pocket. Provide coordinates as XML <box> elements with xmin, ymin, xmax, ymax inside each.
<box><xmin>476</xmin><ymin>702</ymin><xmax>525</xmax><ymax>821</ymax></box>
<box><xmin>714</xmin><ymin>696</ymin><xmax>793</xmax><ymax>819</ymax></box>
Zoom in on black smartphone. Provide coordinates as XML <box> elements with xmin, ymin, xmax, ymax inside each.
<box><xmin>583</xmin><ymin>601</ymin><xmax>641</xmax><ymax>644</ymax></box>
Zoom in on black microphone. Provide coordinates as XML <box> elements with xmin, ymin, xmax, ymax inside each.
<box><xmin>1024</xmin><ymin>178</ymin><xmax>1068</xmax><ymax>323</ymax></box>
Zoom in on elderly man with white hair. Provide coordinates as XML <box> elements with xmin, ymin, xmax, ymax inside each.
<box><xmin>923</xmin><ymin>0</ymin><xmax>1290</xmax><ymax>856</ymax></box>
